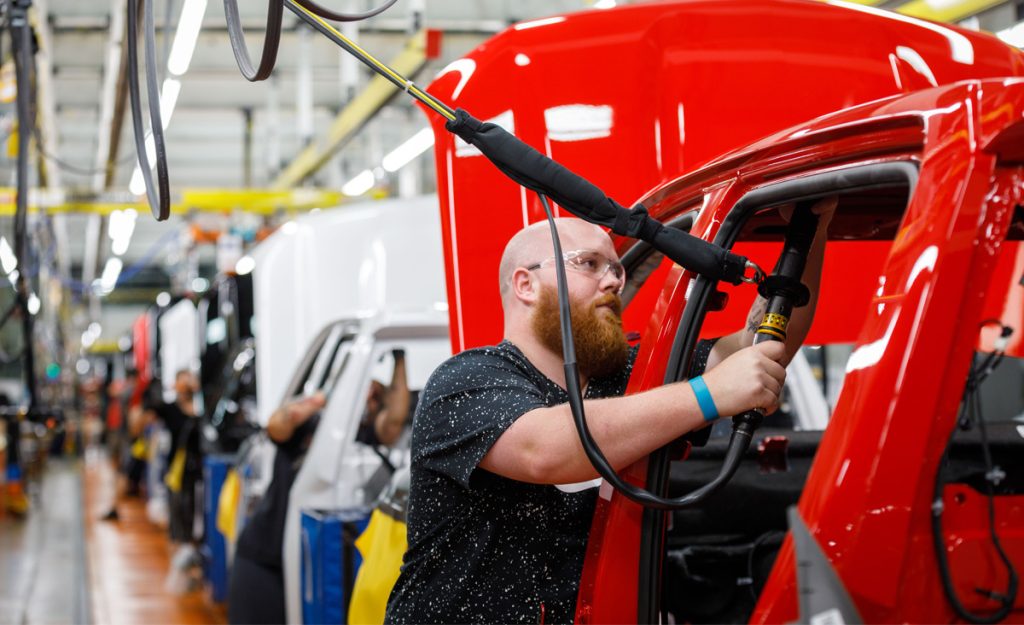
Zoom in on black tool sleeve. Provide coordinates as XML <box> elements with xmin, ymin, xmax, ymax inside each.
<box><xmin>446</xmin><ymin>108</ymin><xmax>750</xmax><ymax>284</ymax></box>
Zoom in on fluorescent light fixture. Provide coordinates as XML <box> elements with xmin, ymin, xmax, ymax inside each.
<box><xmin>111</xmin><ymin>237</ymin><xmax>132</xmax><ymax>256</ymax></box>
<box><xmin>594</xmin><ymin>0</ymin><xmax>617</xmax><ymax>8</ymax></box>
<box><xmin>26</xmin><ymin>294</ymin><xmax>40</xmax><ymax>315</ymax></box>
<box><xmin>108</xmin><ymin>208</ymin><xmax>138</xmax><ymax>256</ymax></box>
<box><xmin>342</xmin><ymin>169</ymin><xmax>375</xmax><ymax>196</ymax></box>
<box><xmin>382</xmin><ymin>128</ymin><xmax>434</xmax><ymax>172</ymax></box>
<box><xmin>129</xmin><ymin>169</ymin><xmax>146</xmax><ymax>196</ymax></box>
<box><xmin>235</xmin><ymin>255</ymin><xmax>256</xmax><ymax>276</ymax></box>
<box><xmin>923</xmin><ymin>0</ymin><xmax>961</xmax><ymax>9</ymax></box>
<box><xmin>100</xmin><ymin>257</ymin><xmax>123</xmax><ymax>292</ymax></box>
<box><xmin>0</xmin><ymin>236</ymin><xmax>17</xmax><ymax>274</ymax></box>
<box><xmin>167</xmin><ymin>0</ymin><xmax>207</xmax><ymax>76</ymax></box>
<box><xmin>159</xmin><ymin>78</ymin><xmax>182</xmax><ymax>122</ymax></box>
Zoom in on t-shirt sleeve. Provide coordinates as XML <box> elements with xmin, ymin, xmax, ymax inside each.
<box><xmin>688</xmin><ymin>337</ymin><xmax>721</xmax><ymax>378</ymax></box>
<box><xmin>412</xmin><ymin>351</ymin><xmax>547</xmax><ymax>490</ymax></box>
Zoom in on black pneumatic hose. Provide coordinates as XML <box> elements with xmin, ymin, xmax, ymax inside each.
<box><xmin>223</xmin><ymin>0</ymin><xmax>283</xmax><ymax>82</ymax></box>
<box><xmin>292</xmin><ymin>0</ymin><xmax>398</xmax><ymax>22</ymax></box>
<box><xmin>10</xmin><ymin>0</ymin><xmax>38</xmax><ymax>412</ymax></box>
<box><xmin>931</xmin><ymin>358</ymin><xmax>1018</xmax><ymax>624</ymax></box>
<box><xmin>540</xmin><ymin>192</ymin><xmax>752</xmax><ymax>510</ymax></box>
<box><xmin>126</xmin><ymin>0</ymin><xmax>170</xmax><ymax>219</ymax></box>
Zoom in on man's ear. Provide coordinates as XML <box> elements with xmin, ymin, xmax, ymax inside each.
<box><xmin>510</xmin><ymin>267</ymin><xmax>539</xmax><ymax>305</ymax></box>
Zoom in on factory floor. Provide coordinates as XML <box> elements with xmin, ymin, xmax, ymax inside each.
<box><xmin>0</xmin><ymin>450</ymin><xmax>226</xmax><ymax>625</ymax></box>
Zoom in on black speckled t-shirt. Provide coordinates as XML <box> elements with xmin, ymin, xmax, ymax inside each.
<box><xmin>384</xmin><ymin>340</ymin><xmax>636</xmax><ymax>624</ymax></box>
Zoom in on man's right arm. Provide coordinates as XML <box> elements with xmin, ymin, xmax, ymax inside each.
<box><xmin>479</xmin><ymin>341</ymin><xmax>786</xmax><ymax>485</ymax></box>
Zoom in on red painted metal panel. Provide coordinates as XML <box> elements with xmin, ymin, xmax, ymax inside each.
<box><xmin>420</xmin><ymin>0</ymin><xmax>1024</xmax><ymax>620</ymax></box>
<box><xmin>581</xmin><ymin>83</ymin><xmax>1024</xmax><ymax>623</ymax></box>
<box><xmin>425</xmin><ymin>0</ymin><xmax>1024</xmax><ymax>354</ymax></box>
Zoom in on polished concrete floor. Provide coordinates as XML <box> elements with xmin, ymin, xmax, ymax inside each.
<box><xmin>0</xmin><ymin>453</ymin><xmax>226</xmax><ymax>625</ymax></box>
<box><xmin>0</xmin><ymin>458</ymin><xmax>90</xmax><ymax>625</ymax></box>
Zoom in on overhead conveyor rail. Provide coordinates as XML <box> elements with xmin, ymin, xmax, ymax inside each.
<box><xmin>0</xmin><ymin>188</ymin><xmax>345</xmax><ymax>216</ymax></box>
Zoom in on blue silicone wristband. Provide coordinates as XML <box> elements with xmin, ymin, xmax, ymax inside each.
<box><xmin>689</xmin><ymin>375</ymin><xmax>719</xmax><ymax>421</ymax></box>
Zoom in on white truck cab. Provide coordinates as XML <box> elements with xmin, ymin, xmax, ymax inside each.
<box><xmin>281</xmin><ymin>312</ymin><xmax>450</xmax><ymax>623</ymax></box>
<box><xmin>241</xmin><ymin>195</ymin><xmax>447</xmax><ymax>623</ymax></box>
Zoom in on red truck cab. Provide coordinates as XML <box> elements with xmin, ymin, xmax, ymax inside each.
<box><xmin>425</xmin><ymin>1</ymin><xmax>1024</xmax><ymax>622</ymax></box>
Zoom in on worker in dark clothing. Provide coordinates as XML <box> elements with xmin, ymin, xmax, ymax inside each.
<box><xmin>146</xmin><ymin>369</ymin><xmax>201</xmax><ymax>544</ymax></box>
<box><xmin>228</xmin><ymin>352</ymin><xmax>416</xmax><ymax>624</ymax></box>
<box><xmin>385</xmin><ymin>203</ymin><xmax>834</xmax><ymax>623</ymax></box>
<box><xmin>227</xmin><ymin>392</ymin><xmax>325</xmax><ymax>625</ymax></box>
<box><xmin>356</xmin><ymin>349</ymin><xmax>417</xmax><ymax>447</ymax></box>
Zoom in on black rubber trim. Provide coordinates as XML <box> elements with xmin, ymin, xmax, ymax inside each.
<box><xmin>127</xmin><ymin>0</ymin><xmax>171</xmax><ymax>220</ymax></box>
<box><xmin>666</xmin><ymin>161</ymin><xmax>919</xmax><ymax>386</ymax></box>
<box><xmin>224</xmin><ymin>0</ymin><xmax>283</xmax><ymax>82</ymax></box>
<box><xmin>637</xmin><ymin>160</ymin><xmax>919</xmax><ymax>622</ymax></box>
<box><xmin>293</xmin><ymin>0</ymin><xmax>399</xmax><ymax>23</ymax></box>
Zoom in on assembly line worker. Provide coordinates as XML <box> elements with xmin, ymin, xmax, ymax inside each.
<box><xmin>384</xmin><ymin>199</ymin><xmax>835</xmax><ymax>624</ymax></box>
<box><xmin>146</xmin><ymin>369</ymin><xmax>202</xmax><ymax>544</ymax></box>
<box><xmin>227</xmin><ymin>351</ymin><xmax>416</xmax><ymax>625</ymax></box>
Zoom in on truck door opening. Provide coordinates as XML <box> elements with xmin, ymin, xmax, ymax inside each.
<box><xmin>653</xmin><ymin>162</ymin><xmax>917</xmax><ymax>623</ymax></box>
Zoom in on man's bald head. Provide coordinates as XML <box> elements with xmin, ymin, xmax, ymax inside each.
<box><xmin>498</xmin><ymin>218</ymin><xmax>612</xmax><ymax>300</ymax></box>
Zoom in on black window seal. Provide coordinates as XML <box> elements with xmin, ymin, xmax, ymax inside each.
<box><xmin>666</xmin><ymin>160</ymin><xmax>919</xmax><ymax>386</ymax></box>
<box><xmin>637</xmin><ymin>160</ymin><xmax>919</xmax><ymax>624</ymax></box>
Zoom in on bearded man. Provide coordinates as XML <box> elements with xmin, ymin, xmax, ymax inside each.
<box><xmin>386</xmin><ymin>205</ymin><xmax>832</xmax><ymax>624</ymax></box>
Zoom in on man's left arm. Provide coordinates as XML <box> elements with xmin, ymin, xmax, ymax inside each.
<box><xmin>707</xmin><ymin>197</ymin><xmax>837</xmax><ymax>370</ymax></box>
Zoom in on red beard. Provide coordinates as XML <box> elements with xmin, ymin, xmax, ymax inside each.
<box><xmin>532</xmin><ymin>285</ymin><xmax>629</xmax><ymax>379</ymax></box>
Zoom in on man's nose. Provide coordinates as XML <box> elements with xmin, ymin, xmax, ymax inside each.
<box><xmin>599</xmin><ymin>269</ymin><xmax>623</xmax><ymax>294</ymax></box>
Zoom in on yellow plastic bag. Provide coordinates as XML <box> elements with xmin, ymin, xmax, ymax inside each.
<box><xmin>130</xmin><ymin>437</ymin><xmax>148</xmax><ymax>460</ymax></box>
<box><xmin>216</xmin><ymin>469</ymin><xmax>242</xmax><ymax>542</ymax></box>
<box><xmin>348</xmin><ymin>509</ymin><xmax>408</xmax><ymax>625</ymax></box>
<box><xmin>163</xmin><ymin>449</ymin><xmax>185</xmax><ymax>493</ymax></box>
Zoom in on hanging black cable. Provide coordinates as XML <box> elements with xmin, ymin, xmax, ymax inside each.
<box><xmin>9</xmin><ymin>0</ymin><xmax>39</xmax><ymax>413</ymax></box>
<box><xmin>931</xmin><ymin>328</ymin><xmax>1018</xmax><ymax>624</ymax></box>
<box><xmin>32</xmin><ymin>127</ymin><xmax>137</xmax><ymax>176</ymax></box>
<box><xmin>127</xmin><ymin>0</ymin><xmax>170</xmax><ymax>220</ymax></box>
<box><xmin>223</xmin><ymin>0</ymin><xmax>283</xmax><ymax>82</ymax></box>
<box><xmin>292</xmin><ymin>0</ymin><xmax>398</xmax><ymax>23</ymax></box>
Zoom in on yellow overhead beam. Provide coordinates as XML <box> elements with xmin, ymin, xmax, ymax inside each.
<box><xmin>823</xmin><ymin>0</ymin><xmax>1001</xmax><ymax>22</ymax></box>
<box><xmin>0</xmin><ymin>187</ymin><xmax>344</xmax><ymax>216</ymax></box>
<box><xmin>273</xmin><ymin>29</ymin><xmax>436</xmax><ymax>189</ymax></box>
<box><xmin>894</xmin><ymin>0</ymin><xmax>1004</xmax><ymax>23</ymax></box>
<box><xmin>179</xmin><ymin>188</ymin><xmax>343</xmax><ymax>214</ymax></box>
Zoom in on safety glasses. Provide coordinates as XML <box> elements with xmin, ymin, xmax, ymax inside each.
<box><xmin>526</xmin><ymin>249</ymin><xmax>625</xmax><ymax>293</ymax></box>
